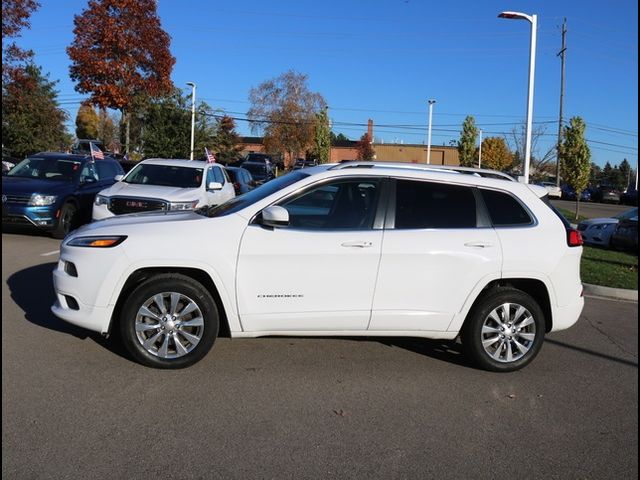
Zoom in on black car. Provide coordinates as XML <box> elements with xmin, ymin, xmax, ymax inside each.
<box><xmin>621</xmin><ymin>187</ymin><xmax>638</xmax><ymax>206</ymax></box>
<box><xmin>225</xmin><ymin>166</ymin><xmax>256</xmax><ymax>195</ymax></box>
<box><xmin>610</xmin><ymin>216</ymin><xmax>638</xmax><ymax>251</ymax></box>
<box><xmin>293</xmin><ymin>158</ymin><xmax>318</xmax><ymax>170</ymax></box>
<box><xmin>2</xmin><ymin>152</ymin><xmax>123</xmax><ymax>238</ymax></box>
<box><xmin>241</xmin><ymin>161</ymin><xmax>276</xmax><ymax>184</ymax></box>
<box><xmin>245</xmin><ymin>153</ymin><xmax>273</xmax><ymax>165</ymax></box>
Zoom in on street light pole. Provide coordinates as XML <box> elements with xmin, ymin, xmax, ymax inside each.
<box><xmin>186</xmin><ymin>82</ymin><xmax>196</xmax><ymax>160</ymax></box>
<box><xmin>499</xmin><ymin>11</ymin><xmax>537</xmax><ymax>184</ymax></box>
<box><xmin>426</xmin><ymin>99</ymin><xmax>436</xmax><ymax>164</ymax></box>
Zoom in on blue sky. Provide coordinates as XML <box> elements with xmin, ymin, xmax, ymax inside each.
<box><xmin>15</xmin><ymin>0</ymin><xmax>638</xmax><ymax>168</ymax></box>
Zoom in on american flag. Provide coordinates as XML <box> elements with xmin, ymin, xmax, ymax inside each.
<box><xmin>205</xmin><ymin>147</ymin><xmax>216</xmax><ymax>163</ymax></box>
<box><xmin>90</xmin><ymin>142</ymin><xmax>104</xmax><ymax>160</ymax></box>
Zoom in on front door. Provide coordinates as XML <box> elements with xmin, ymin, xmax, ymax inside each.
<box><xmin>236</xmin><ymin>178</ymin><xmax>384</xmax><ymax>332</ymax></box>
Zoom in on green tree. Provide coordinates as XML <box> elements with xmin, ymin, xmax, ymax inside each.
<box><xmin>480</xmin><ymin>137</ymin><xmax>513</xmax><ymax>171</ymax></box>
<box><xmin>75</xmin><ymin>102</ymin><xmax>99</xmax><ymax>139</ymax></box>
<box><xmin>313</xmin><ymin>107</ymin><xmax>331</xmax><ymax>164</ymax></box>
<box><xmin>356</xmin><ymin>133</ymin><xmax>375</xmax><ymax>161</ymax></box>
<box><xmin>2</xmin><ymin>63</ymin><xmax>69</xmax><ymax>158</ymax></box>
<box><xmin>330</xmin><ymin>132</ymin><xmax>349</xmax><ymax>143</ymax></box>
<box><xmin>248</xmin><ymin>70</ymin><xmax>326</xmax><ymax>168</ymax></box>
<box><xmin>457</xmin><ymin>115</ymin><xmax>478</xmax><ymax>167</ymax></box>
<box><xmin>559</xmin><ymin>117</ymin><xmax>591</xmax><ymax>219</ymax></box>
<box><xmin>618</xmin><ymin>158</ymin><xmax>632</xmax><ymax>189</ymax></box>
<box><xmin>140</xmin><ymin>90</ymin><xmax>190</xmax><ymax>159</ymax></box>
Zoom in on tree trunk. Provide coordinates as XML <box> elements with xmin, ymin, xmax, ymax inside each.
<box><xmin>121</xmin><ymin>108</ymin><xmax>130</xmax><ymax>154</ymax></box>
<box><xmin>574</xmin><ymin>197</ymin><xmax>581</xmax><ymax>221</ymax></box>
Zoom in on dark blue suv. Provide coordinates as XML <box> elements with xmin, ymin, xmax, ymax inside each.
<box><xmin>2</xmin><ymin>152</ymin><xmax>123</xmax><ymax>238</ymax></box>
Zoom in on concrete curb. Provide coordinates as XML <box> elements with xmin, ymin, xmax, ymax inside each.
<box><xmin>583</xmin><ymin>283</ymin><xmax>638</xmax><ymax>302</ymax></box>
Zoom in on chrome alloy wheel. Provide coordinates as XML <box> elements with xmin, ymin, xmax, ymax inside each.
<box><xmin>480</xmin><ymin>303</ymin><xmax>536</xmax><ymax>363</ymax></box>
<box><xmin>135</xmin><ymin>292</ymin><xmax>205</xmax><ymax>359</ymax></box>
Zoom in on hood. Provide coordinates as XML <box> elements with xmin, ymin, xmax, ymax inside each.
<box><xmin>578</xmin><ymin>217</ymin><xmax>619</xmax><ymax>227</ymax></box>
<box><xmin>100</xmin><ymin>182</ymin><xmax>202</xmax><ymax>201</ymax></box>
<box><xmin>86</xmin><ymin>210</ymin><xmax>203</xmax><ymax>230</ymax></box>
<box><xmin>2</xmin><ymin>176</ymin><xmax>74</xmax><ymax>196</ymax></box>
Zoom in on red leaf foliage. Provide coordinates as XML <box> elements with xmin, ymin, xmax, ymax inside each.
<box><xmin>67</xmin><ymin>0</ymin><xmax>175</xmax><ymax>111</ymax></box>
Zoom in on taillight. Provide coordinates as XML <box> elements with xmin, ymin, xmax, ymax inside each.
<box><xmin>233</xmin><ymin>182</ymin><xmax>240</xmax><ymax>193</ymax></box>
<box><xmin>567</xmin><ymin>229</ymin><xmax>583</xmax><ymax>247</ymax></box>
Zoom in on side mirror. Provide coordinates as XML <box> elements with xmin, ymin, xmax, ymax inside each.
<box><xmin>114</xmin><ymin>174</ymin><xmax>124</xmax><ymax>181</ymax></box>
<box><xmin>260</xmin><ymin>205</ymin><xmax>289</xmax><ymax>228</ymax></box>
<box><xmin>208</xmin><ymin>181</ymin><xmax>223</xmax><ymax>191</ymax></box>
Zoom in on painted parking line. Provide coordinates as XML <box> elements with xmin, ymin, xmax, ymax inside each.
<box><xmin>40</xmin><ymin>250</ymin><xmax>60</xmax><ymax>257</ymax></box>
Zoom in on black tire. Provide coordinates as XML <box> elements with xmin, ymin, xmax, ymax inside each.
<box><xmin>51</xmin><ymin>202</ymin><xmax>77</xmax><ymax>239</ymax></box>
<box><xmin>119</xmin><ymin>274</ymin><xmax>219</xmax><ymax>369</ymax></box>
<box><xmin>461</xmin><ymin>288</ymin><xmax>546</xmax><ymax>372</ymax></box>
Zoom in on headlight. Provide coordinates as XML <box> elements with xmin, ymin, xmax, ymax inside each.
<box><xmin>29</xmin><ymin>194</ymin><xmax>57</xmax><ymax>206</ymax></box>
<box><xmin>94</xmin><ymin>194</ymin><xmax>109</xmax><ymax>206</ymax></box>
<box><xmin>169</xmin><ymin>200</ymin><xmax>199</xmax><ymax>211</ymax></box>
<box><xmin>66</xmin><ymin>236</ymin><xmax>127</xmax><ymax>248</ymax></box>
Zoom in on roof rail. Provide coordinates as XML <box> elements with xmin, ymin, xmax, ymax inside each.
<box><xmin>330</xmin><ymin>161</ymin><xmax>516</xmax><ymax>182</ymax></box>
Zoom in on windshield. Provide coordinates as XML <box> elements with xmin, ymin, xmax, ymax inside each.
<box><xmin>242</xmin><ymin>163</ymin><xmax>267</xmax><ymax>175</ymax></box>
<box><xmin>124</xmin><ymin>164</ymin><xmax>204</xmax><ymax>188</ymax></box>
<box><xmin>200</xmin><ymin>170</ymin><xmax>310</xmax><ymax>217</ymax></box>
<box><xmin>6</xmin><ymin>157</ymin><xmax>81</xmax><ymax>181</ymax></box>
<box><xmin>616</xmin><ymin>208</ymin><xmax>638</xmax><ymax>220</ymax></box>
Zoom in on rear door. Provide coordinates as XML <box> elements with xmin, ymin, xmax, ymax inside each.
<box><xmin>370</xmin><ymin>178</ymin><xmax>502</xmax><ymax>332</ymax></box>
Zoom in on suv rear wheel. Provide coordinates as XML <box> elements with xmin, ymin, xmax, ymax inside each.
<box><xmin>462</xmin><ymin>288</ymin><xmax>545</xmax><ymax>372</ymax></box>
<box><xmin>119</xmin><ymin>274</ymin><xmax>219</xmax><ymax>369</ymax></box>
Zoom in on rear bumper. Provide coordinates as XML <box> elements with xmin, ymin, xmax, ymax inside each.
<box><xmin>550</xmin><ymin>294</ymin><xmax>584</xmax><ymax>332</ymax></box>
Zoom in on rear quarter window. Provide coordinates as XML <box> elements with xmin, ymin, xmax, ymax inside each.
<box><xmin>480</xmin><ymin>189</ymin><xmax>533</xmax><ymax>227</ymax></box>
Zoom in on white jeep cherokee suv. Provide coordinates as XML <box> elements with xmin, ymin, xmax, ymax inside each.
<box><xmin>92</xmin><ymin>158</ymin><xmax>235</xmax><ymax>220</ymax></box>
<box><xmin>52</xmin><ymin>162</ymin><xmax>584</xmax><ymax>371</ymax></box>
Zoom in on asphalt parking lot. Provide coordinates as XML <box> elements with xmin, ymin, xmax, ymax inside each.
<box><xmin>2</xmin><ymin>232</ymin><xmax>638</xmax><ymax>479</ymax></box>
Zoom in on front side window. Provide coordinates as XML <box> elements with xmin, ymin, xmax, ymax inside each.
<box><xmin>211</xmin><ymin>166</ymin><xmax>225</xmax><ymax>184</ymax></box>
<box><xmin>94</xmin><ymin>161</ymin><xmax>120</xmax><ymax>180</ymax></box>
<box><xmin>279</xmin><ymin>179</ymin><xmax>380</xmax><ymax>230</ymax></box>
<box><xmin>395</xmin><ymin>180</ymin><xmax>477</xmax><ymax>229</ymax></box>
<box><xmin>480</xmin><ymin>189</ymin><xmax>533</xmax><ymax>226</ymax></box>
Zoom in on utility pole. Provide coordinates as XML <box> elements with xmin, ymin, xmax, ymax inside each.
<box><xmin>478</xmin><ymin>129</ymin><xmax>483</xmax><ymax>168</ymax></box>
<box><xmin>426</xmin><ymin>99</ymin><xmax>436</xmax><ymax>164</ymax></box>
<box><xmin>556</xmin><ymin>18</ymin><xmax>567</xmax><ymax>187</ymax></box>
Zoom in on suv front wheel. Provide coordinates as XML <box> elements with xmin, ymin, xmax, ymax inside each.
<box><xmin>119</xmin><ymin>274</ymin><xmax>219</xmax><ymax>369</ymax></box>
<box><xmin>462</xmin><ymin>288</ymin><xmax>545</xmax><ymax>372</ymax></box>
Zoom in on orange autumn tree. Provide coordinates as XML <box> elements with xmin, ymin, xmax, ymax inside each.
<box><xmin>67</xmin><ymin>0</ymin><xmax>175</xmax><ymax>153</ymax></box>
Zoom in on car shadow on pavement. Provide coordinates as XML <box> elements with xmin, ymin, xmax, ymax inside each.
<box><xmin>378</xmin><ymin>337</ymin><xmax>472</xmax><ymax>368</ymax></box>
<box><xmin>7</xmin><ymin>262</ymin><xmax>134</xmax><ymax>360</ymax></box>
<box><xmin>7</xmin><ymin>262</ymin><xmax>90</xmax><ymax>339</ymax></box>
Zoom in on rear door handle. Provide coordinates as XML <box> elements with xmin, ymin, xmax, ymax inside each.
<box><xmin>464</xmin><ymin>241</ymin><xmax>494</xmax><ymax>248</ymax></box>
<box><xmin>341</xmin><ymin>241</ymin><xmax>373</xmax><ymax>248</ymax></box>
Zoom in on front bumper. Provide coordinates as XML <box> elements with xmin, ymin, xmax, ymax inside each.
<box><xmin>2</xmin><ymin>203</ymin><xmax>58</xmax><ymax>229</ymax></box>
<box><xmin>51</xmin><ymin>245</ymin><xmax>130</xmax><ymax>334</ymax></box>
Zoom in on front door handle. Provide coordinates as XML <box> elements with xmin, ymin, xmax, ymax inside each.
<box><xmin>341</xmin><ymin>241</ymin><xmax>373</xmax><ymax>248</ymax></box>
<box><xmin>464</xmin><ymin>241</ymin><xmax>494</xmax><ymax>248</ymax></box>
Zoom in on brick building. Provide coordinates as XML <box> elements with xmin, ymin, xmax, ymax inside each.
<box><xmin>236</xmin><ymin>119</ymin><xmax>460</xmax><ymax>166</ymax></box>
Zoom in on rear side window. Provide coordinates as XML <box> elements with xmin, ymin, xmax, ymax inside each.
<box><xmin>480</xmin><ymin>189</ymin><xmax>533</xmax><ymax>226</ymax></box>
<box><xmin>395</xmin><ymin>180</ymin><xmax>477</xmax><ymax>229</ymax></box>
